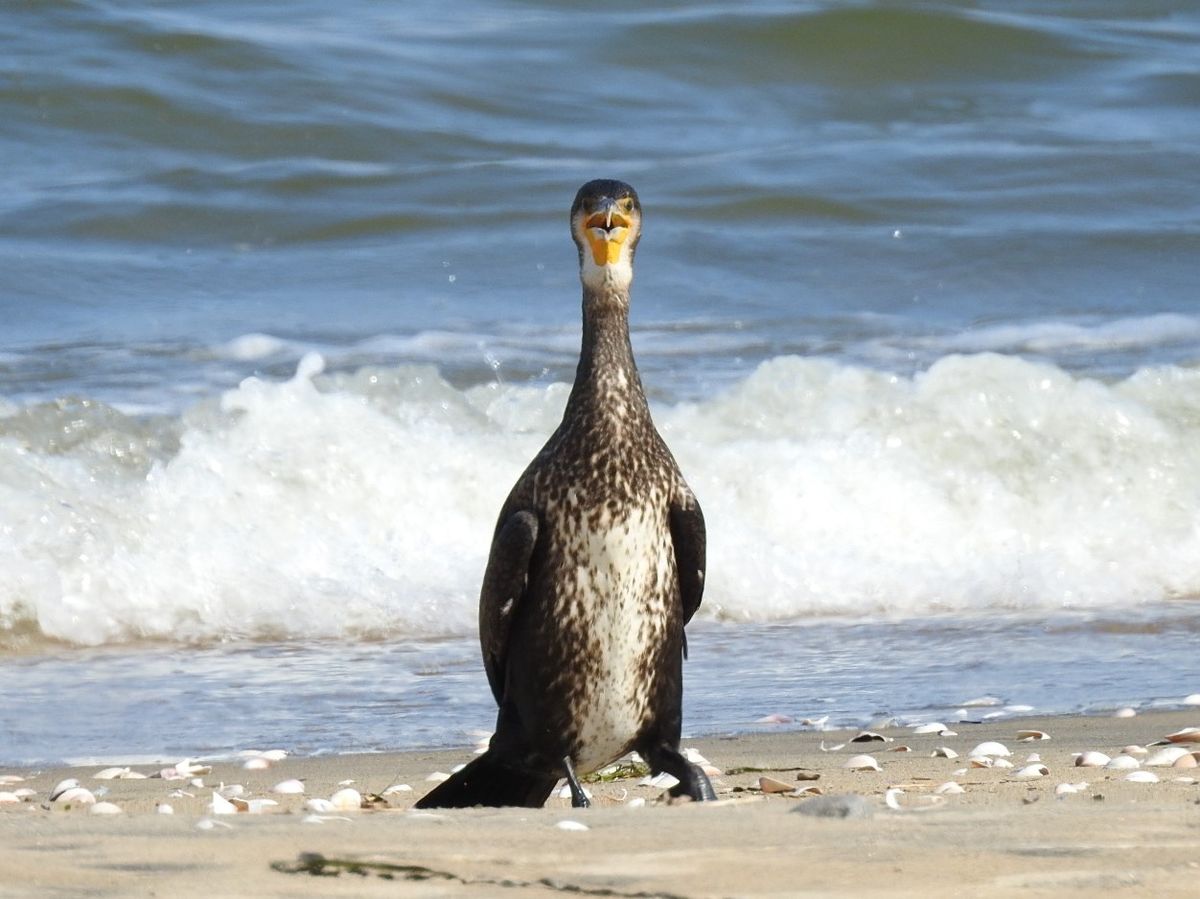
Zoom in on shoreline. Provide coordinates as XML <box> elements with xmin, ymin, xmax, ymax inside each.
<box><xmin>2</xmin><ymin>708</ymin><xmax>1198</xmax><ymax>897</ymax></box>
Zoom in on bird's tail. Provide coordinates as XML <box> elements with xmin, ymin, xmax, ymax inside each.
<box><xmin>413</xmin><ymin>750</ymin><xmax>559</xmax><ymax>809</ymax></box>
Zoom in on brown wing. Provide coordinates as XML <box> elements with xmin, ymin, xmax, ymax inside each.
<box><xmin>478</xmin><ymin>509</ymin><xmax>539</xmax><ymax>705</ymax></box>
<box><xmin>669</xmin><ymin>492</ymin><xmax>706</xmax><ymax>655</ymax></box>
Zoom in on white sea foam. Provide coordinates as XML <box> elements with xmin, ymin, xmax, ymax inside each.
<box><xmin>2</xmin><ymin>352</ymin><xmax>1199</xmax><ymax>645</ymax></box>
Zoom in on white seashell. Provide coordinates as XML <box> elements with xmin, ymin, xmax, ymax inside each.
<box><xmin>306</xmin><ymin>798</ymin><xmax>336</xmax><ymax>813</ymax></box>
<box><xmin>1183</xmin><ymin>693</ymin><xmax>1200</xmax><ymax>706</ymax></box>
<box><xmin>960</xmin><ymin>696</ymin><xmax>1002</xmax><ymax>707</ymax></box>
<box><xmin>218</xmin><ymin>784</ymin><xmax>246</xmax><ymax>799</ymax></box>
<box><xmin>1026</xmin><ymin>753</ymin><xmax>1042</xmax><ymax>763</ymax></box>
<box><xmin>1074</xmin><ymin>751</ymin><xmax>1111</xmax><ymax>767</ymax></box>
<box><xmin>952</xmin><ymin>768</ymin><xmax>968</xmax><ymax>776</ymax></box>
<box><xmin>1105</xmin><ymin>755</ymin><xmax>1141</xmax><ymax>770</ymax></box>
<box><xmin>0</xmin><ymin>775</ymin><xmax>23</xmax><ymax>785</ymax></box>
<box><xmin>818</xmin><ymin>741</ymin><xmax>846</xmax><ymax>752</ymax></box>
<box><xmin>911</xmin><ymin>723</ymin><xmax>949</xmax><ymax>735</ymax></box>
<box><xmin>13</xmin><ymin>788</ymin><xmax>35</xmax><ymax>798</ymax></box>
<box><xmin>639</xmin><ymin>772</ymin><xmax>680</xmax><ymax>789</ymax></box>
<box><xmin>626</xmin><ymin>797</ymin><xmax>646</xmax><ymax>808</ymax></box>
<box><xmin>425</xmin><ymin>771</ymin><xmax>450</xmax><ymax>783</ymax></box>
<box><xmin>1165</xmin><ymin>727</ymin><xmax>1200</xmax><ymax>743</ymax></box>
<box><xmin>1172</xmin><ymin>776</ymin><xmax>1197</xmax><ymax>784</ymax></box>
<box><xmin>54</xmin><ymin>787</ymin><xmax>96</xmax><ymax>806</ymax></box>
<box><xmin>0</xmin><ymin>792</ymin><xmax>21</xmax><ymax>803</ymax></box>
<box><xmin>259</xmin><ymin>749</ymin><xmax>288</xmax><ymax>761</ymax></box>
<box><xmin>93</xmin><ymin>767</ymin><xmax>131</xmax><ymax>780</ymax></box>
<box><xmin>967</xmin><ymin>756</ymin><xmax>993</xmax><ymax>768</ymax></box>
<box><xmin>1016</xmin><ymin>731</ymin><xmax>1049</xmax><ymax>742</ymax></box>
<box><xmin>156</xmin><ymin>803</ymin><xmax>174</xmax><ymax>815</ymax></box>
<box><xmin>302</xmin><ymin>814</ymin><xmax>353</xmax><ymax>825</ymax></box>
<box><xmin>272</xmin><ymin>779</ymin><xmax>305</xmax><ymax>795</ymax></box>
<box><xmin>189</xmin><ymin>778</ymin><xmax>205</xmax><ymax>789</ymax></box>
<box><xmin>931</xmin><ymin>747</ymin><xmax>959</xmax><ymax>759</ymax></box>
<box><xmin>1014</xmin><ymin>764</ymin><xmax>1049</xmax><ymax>779</ymax></box>
<box><xmin>49</xmin><ymin>779</ymin><xmax>81</xmax><ymax>801</ymax></box>
<box><xmin>850</xmin><ymin>731</ymin><xmax>893</xmax><ymax>743</ymax></box>
<box><xmin>209</xmin><ymin>791</ymin><xmax>237</xmax><ymax>815</ymax></box>
<box><xmin>243</xmin><ymin>799</ymin><xmax>279</xmax><ymax>815</ymax></box>
<box><xmin>337</xmin><ymin>779</ymin><xmax>355</xmax><ymax>786</ymax></box>
<box><xmin>1113</xmin><ymin>707</ymin><xmax>1137</xmax><ymax>718</ymax></box>
<box><xmin>701</xmin><ymin>763</ymin><xmax>722</xmax><ymax>777</ymax></box>
<box><xmin>1121</xmin><ymin>745</ymin><xmax>1148</xmax><ymax>756</ymax></box>
<box><xmin>556</xmin><ymin>819</ymin><xmax>589</xmax><ymax>831</ymax></box>
<box><xmin>991</xmin><ymin>758</ymin><xmax>1014</xmax><ymax>769</ymax></box>
<box><xmin>968</xmin><ymin>741</ymin><xmax>1011</xmax><ymax>758</ymax></box>
<box><xmin>330</xmin><ymin>788</ymin><xmax>362</xmax><ymax>811</ymax></box>
<box><xmin>1173</xmin><ymin>753</ymin><xmax>1198</xmax><ymax>769</ymax></box>
<box><xmin>242</xmin><ymin>757</ymin><xmax>271</xmax><ymax>771</ymax></box>
<box><xmin>89</xmin><ymin>802</ymin><xmax>123</xmax><ymax>815</ymax></box>
<box><xmin>843</xmin><ymin>754</ymin><xmax>881</xmax><ymax>772</ymax></box>
<box><xmin>884</xmin><ymin>788</ymin><xmax>905</xmax><ymax>810</ymax></box>
<box><xmin>195</xmin><ymin>817</ymin><xmax>232</xmax><ymax>831</ymax></box>
<box><xmin>1124</xmin><ymin>770</ymin><xmax>1159</xmax><ymax>783</ymax></box>
<box><xmin>682</xmin><ymin>748</ymin><xmax>710</xmax><ymax>765</ymax></box>
<box><xmin>1145</xmin><ymin>747</ymin><xmax>1189</xmax><ymax>766</ymax></box>
<box><xmin>175</xmin><ymin>761</ymin><xmax>211</xmax><ymax>777</ymax></box>
<box><xmin>381</xmin><ymin>784</ymin><xmax>412</xmax><ymax>795</ymax></box>
<box><xmin>1055</xmin><ymin>783</ymin><xmax>1080</xmax><ymax>796</ymax></box>
<box><xmin>799</xmin><ymin>716</ymin><xmax>829</xmax><ymax>728</ymax></box>
<box><xmin>933</xmin><ymin>782</ymin><xmax>965</xmax><ymax>795</ymax></box>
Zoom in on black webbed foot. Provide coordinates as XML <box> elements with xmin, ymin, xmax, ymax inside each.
<box><xmin>644</xmin><ymin>743</ymin><xmax>717</xmax><ymax>802</ymax></box>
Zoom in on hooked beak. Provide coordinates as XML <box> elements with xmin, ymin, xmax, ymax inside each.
<box><xmin>583</xmin><ymin>198</ymin><xmax>632</xmax><ymax>266</ymax></box>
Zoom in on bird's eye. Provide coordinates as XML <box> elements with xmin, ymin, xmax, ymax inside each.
<box><xmin>620</xmin><ymin>198</ymin><xmax>634</xmax><ymax>212</ymax></box>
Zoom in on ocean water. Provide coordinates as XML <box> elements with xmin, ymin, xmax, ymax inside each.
<box><xmin>3</xmin><ymin>1</ymin><xmax>1199</xmax><ymax>765</ymax></box>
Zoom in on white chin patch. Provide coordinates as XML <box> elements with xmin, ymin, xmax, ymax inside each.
<box><xmin>581</xmin><ymin>251</ymin><xmax>633</xmax><ymax>292</ymax></box>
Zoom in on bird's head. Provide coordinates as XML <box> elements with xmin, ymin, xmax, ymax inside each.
<box><xmin>570</xmin><ymin>179</ymin><xmax>641</xmax><ymax>291</ymax></box>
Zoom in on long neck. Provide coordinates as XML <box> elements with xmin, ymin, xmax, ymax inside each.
<box><xmin>566</xmin><ymin>280</ymin><xmax>651</xmax><ymax>424</ymax></box>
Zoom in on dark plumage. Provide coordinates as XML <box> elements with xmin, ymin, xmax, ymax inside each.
<box><xmin>415</xmin><ymin>180</ymin><xmax>714</xmax><ymax>809</ymax></box>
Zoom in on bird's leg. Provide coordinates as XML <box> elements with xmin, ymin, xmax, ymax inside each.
<box><xmin>561</xmin><ymin>756</ymin><xmax>590</xmax><ymax>808</ymax></box>
<box><xmin>644</xmin><ymin>743</ymin><xmax>717</xmax><ymax>802</ymax></box>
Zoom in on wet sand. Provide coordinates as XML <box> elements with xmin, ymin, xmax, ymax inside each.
<box><xmin>1</xmin><ymin>709</ymin><xmax>1198</xmax><ymax>897</ymax></box>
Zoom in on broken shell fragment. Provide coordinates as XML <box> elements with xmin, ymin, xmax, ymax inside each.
<box><xmin>931</xmin><ymin>747</ymin><xmax>959</xmax><ymax>759</ymax></box>
<box><xmin>968</xmin><ymin>757</ymin><xmax>994</xmax><ymax>769</ymax></box>
<box><xmin>758</xmin><ymin>776</ymin><xmax>795</xmax><ymax>794</ymax></box>
<box><xmin>1124</xmin><ymin>770</ymin><xmax>1159</xmax><ymax>783</ymax></box>
<box><xmin>1016</xmin><ymin>731</ymin><xmax>1050</xmax><ymax>742</ymax></box>
<box><xmin>209</xmin><ymin>791</ymin><xmax>237</xmax><ymax>815</ymax></box>
<box><xmin>1164</xmin><ymin>727</ymin><xmax>1200</xmax><ymax>744</ymax></box>
<box><xmin>1074</xmin><ymin>751</ymin><xmax>1111</xmax><ymax>768</ymax></box>
<box><xmin>843</xmin><ymin>755</ymin><xmax>881</xmax><ymax>772</ymax></box>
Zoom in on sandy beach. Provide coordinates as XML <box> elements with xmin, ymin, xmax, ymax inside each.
<box><xmin>1</xmin><ymin>709</ymin><xmax>1198</xmax><ymax>897</ymax></box>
